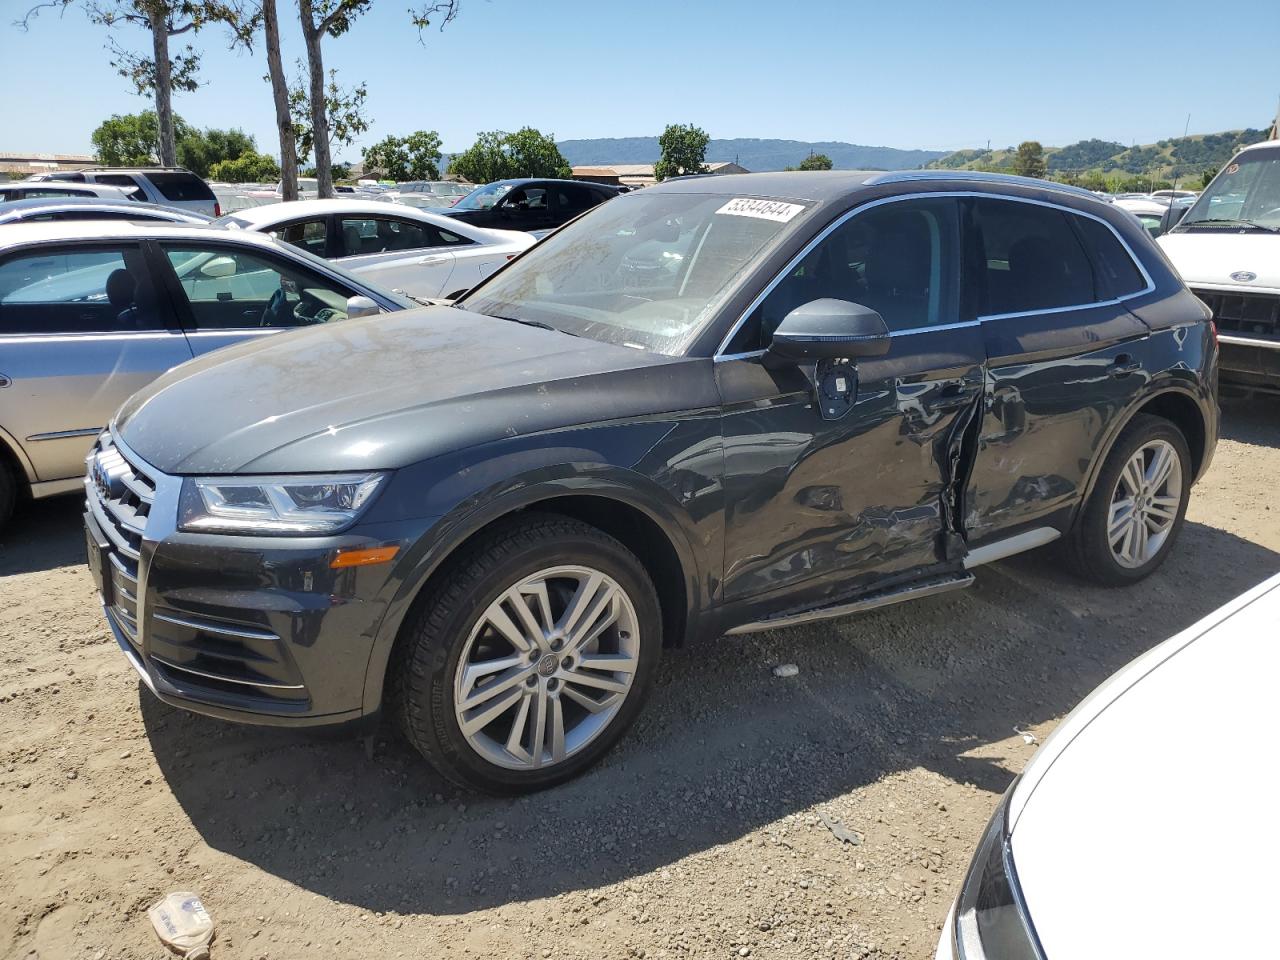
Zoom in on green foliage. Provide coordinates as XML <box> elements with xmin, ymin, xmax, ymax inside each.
<box><xmin>1011</xmin><ymin>141</ymin><xmax>1047</xmax><ymax>180</ymax></box>
<box><xmin>448</xmin><ymin>128</ymin><xmax>571</xmax><ymax>183</ymax></box>
<box><xmin>302</xmin><ymin>163</ymin><xmax>351</xmax><ymax>180</ymax></box>
<box><xmin>177</xmin><ymin>127</ymin><xmax>257</xmax><ymax>177</ymax></box>
<box><xmin>795</xmin><ymin>153</ymin><xmax>833</xmax><ymax>171</ymax></box>
<box><xmin>91</xmin><ymin>111</ymin><xmax>175</xmax><ymax>165</ymax></box>
<box><xmin>1046</xmin><ymin>139</ymin><xmax>1125</xmax><ymax>172</ymax></box>
<box><xmin>363</xmin><ymin>130</ymin><xmax>443</xmax><ymax>180</ymax></box>
<box><xmin>654</xmin><ymin>123</ymin><xmax>709</xmax><ymax>181</ymax></box>
<box><xmin>288</xmin><ymin>65</ymin><xmax>369</xmax><ymax>163</ymax></box>
<box><xmin>1200</xmin><ymin>167</ymin><xmax>1220</xmax><ymax>189</ymax></box>
<box><xmin>208</xmin><ymin>151</ymin><xmax>280</xmax><ymax>182</ymax></box>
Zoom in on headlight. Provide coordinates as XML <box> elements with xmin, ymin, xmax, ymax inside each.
<box><xmin>178</xmin><ymin>473</ymin><xmax>387</xmax><ymax>535</ymax></box>
<box><xmin>953</xmin><ymin>782</ymin><xmax>1044</xmax><ymax>960</ymax></box>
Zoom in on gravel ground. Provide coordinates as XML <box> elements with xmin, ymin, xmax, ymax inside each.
<box><xmin>3</xmin><ymin>396</ymin><xmax>1279</xmax><ymax>960</ymax></box>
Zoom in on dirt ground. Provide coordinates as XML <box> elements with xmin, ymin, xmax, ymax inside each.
<box><xmin>3</xmin><ymin>396</ymin><xmax>1279</xmax><ymax>960</ymax></box>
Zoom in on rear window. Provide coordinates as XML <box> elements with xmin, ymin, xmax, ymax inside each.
<box><xmin>148</xmin><ymin>172</ymin><xmax>215</xmax><ymax>202</ymax></box>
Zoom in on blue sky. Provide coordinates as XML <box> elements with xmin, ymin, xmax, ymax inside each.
<box><xmin>4</xmin><ymin>0</ymin><xmax>1278</xmax><ymax>161</ymax></box>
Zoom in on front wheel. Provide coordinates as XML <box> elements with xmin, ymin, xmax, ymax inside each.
<box><xmin>393</xmin><ymin>514</ymin><xmax>662</xmax><ymax>793</ymax></box>
<box><xmin>1065</xmin><ymin>414</ymin><xmax>1192</xmax><ymax>585</ymax></box>
<box><xmin>0</xmin><ymin>458</ymin><xmax>16</xmax><ymax>532</ymax></box>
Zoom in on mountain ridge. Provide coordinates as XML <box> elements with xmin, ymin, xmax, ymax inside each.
<box><xmin>556</xmin><ymin>137</ymin><xmax>948</xmax><ymax>172</ymax></box>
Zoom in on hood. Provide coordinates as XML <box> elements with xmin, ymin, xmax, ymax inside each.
<box><xmin>116</xmin><ymin>307</ymin><xmax>696</xmax><ymax>475</ymax></box>
<box><xmin>1006</xmin><ymin>573</ymin><xmax>1280</xmax><ymax>959</ymax></box>
<box><xmin>1158</xmin><ymin>230</ymin><xmax>1280</xmax><ymax>292</ymax></box>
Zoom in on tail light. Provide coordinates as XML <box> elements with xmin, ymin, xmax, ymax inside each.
<box><xmin>1210</xmin><ymin>320</ymin><xmax>1218</xmax><ymax>344</ymax></box>
<box><xmin>214</xmin><ymin>201</ymin><xmax>221</xmax><ymax>217</ymax></box>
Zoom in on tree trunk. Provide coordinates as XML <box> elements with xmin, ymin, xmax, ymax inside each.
<box><xmin>147</xmin><ymin>5</ymin><xmax>176</xmax><ymax>166</ymax></box>
<box><xmin>262</xmin><ymin>0</ymin><xmax>298</xmax><ymax>201</ymax></box>
<box><xmin>298</xmin><ymin>0</ymin><xmax>333</xmax><ymax>199</ymax></box>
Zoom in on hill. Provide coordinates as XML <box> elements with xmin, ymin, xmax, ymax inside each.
<box><xmin>556</xmin><ymin>137</ymin><xmax>948</xmax><ymax>172</ymax></box>
<box><xmin>925</xmin><ymin>129</ymin><xmax>1268</xmax><ymax>182</ymax></box>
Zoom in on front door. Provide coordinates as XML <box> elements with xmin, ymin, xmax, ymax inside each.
<box><xmin>960</xmin><ymin>197</ymin><xmax>1153</xmax><ymax>543</ymax></box>
<box><xmin>0</xmin><ymin>242</ymin><xmax>192</xmax><ymax>482</ymax></box>
<box><xmin>493</xmin><ymin>185</ymin><xmax>558</xmax><ymax>232</ymax></box>
<box><xmin>717</xmin><ymin>195</ymin><xmax>986</xmax><ymax>613</ymax></box>
<box><xmin>154</xmin><ymin>242</ymin><xmax>367</xmax><ymax>357</ymax></box>
<box><xmin>333</xmin><ymin>214</ymin><xmax>460</xmax><ymax>297</ymax></box>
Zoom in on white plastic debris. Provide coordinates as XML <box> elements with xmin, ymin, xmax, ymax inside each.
<box><xmin>1014</xmin><ymin>725</ymin><xmax>1040</xmax><ymax>745</ymax></box>
<box><xmin>772</xmin><ymin>663</ymin><xmax>800</xmax><ymax>678</ymax></box>
<box><xmin>148</xmin><ymin>891</ymin><xmax>215</xmax><ymax>960</ymax></box>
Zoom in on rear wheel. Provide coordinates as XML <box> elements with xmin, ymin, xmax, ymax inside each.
<box><xmin>393</xmin><ymin>513</ymin><xmax>661</xmax><ymax>793</ymax></box>
<box><xmin>1065</xmin><ymin>414</ymin><xmax>1191</xmax><ymax>585</ymax></box>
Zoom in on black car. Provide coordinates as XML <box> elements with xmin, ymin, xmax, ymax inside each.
<box><xmin>438</xmin><ymin>178</ymin><xmax>620</xmax><ymax>232</ymax></box>
<box><xmin>86</xmin><ymin>170</ymin><xmax>1217</xmax><ymax>793</ymax></box>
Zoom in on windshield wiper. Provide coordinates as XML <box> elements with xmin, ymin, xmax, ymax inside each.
<box><xmin>1179</xmin><ymin>218</ymin><xmax>1280</xmax><ymax>233</ymax></box>
<box><xmin>485</xmin><ymin>314</ymin><xmax>580</xmax><ymax>337</ymax></box>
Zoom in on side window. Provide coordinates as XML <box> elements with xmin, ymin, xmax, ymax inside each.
<box><xmin>162</xmin><ymin>245</ymin><xmax>356</xmax><ymax>330</ymax></box>
<box><xmin>91</xmin><ymin>174</ymin><xmax>148</xmax><ymax>202</ymax></box>
<box><xmin>277</xmin><ymin>218</ymin><xmax>329</xmax><ymax>257</ymax></box>
<box><xmin>502</xmin><ymin>187</ymin><xmax>548</xmax><ymax>213</ymax></box>
<box><xmin>556</xmin><ymin>185</ymin><xmax>597</xmax><ymax>215</ymax></box>
<box><xmin>1074</xmin><ymin>216</ymin><xmax>1148</xmax><ymax>298</ymax></box>
<box><xmin>338</xmin><ymin>217</ymin><xmax>469</xmax><ymax>256</ymax></box>
<box><xmin>967</xmin><ymin>198</ymin><xmax>1097</xmax><ymax>316</ymax></box>
<box><xmin>0</xmin><ymin>245</ymin><xmax>162</xmax><ymax>334</ymax></box>
<box><xmin>726</xmin><ymin>196</ymin><xmax>958</xmax><ymax>353</ymax></box>
<box><xmin>24</xmin><ymin>188</ymin><xmax>88</xmax><ymax>200</ymax></box>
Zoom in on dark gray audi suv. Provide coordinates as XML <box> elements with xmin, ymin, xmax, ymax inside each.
<box><xmin>84</xmin><ymin>170</ymin><xmax>1218</xmax><ymax>793</ymax></box>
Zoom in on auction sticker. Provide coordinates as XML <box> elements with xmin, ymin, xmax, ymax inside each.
<box><xmin>716</xmin><ymin>198</ymin><xmax>806</xmax><ymax>223</ymax></box>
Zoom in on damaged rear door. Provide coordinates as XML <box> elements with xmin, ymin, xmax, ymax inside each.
<box><xmin>960</xmin><ymin>196</ymin><xmax>1153</xmax><ymax>544</ymax></box>
<box><xmin>717</xmin><ymin>195</ymin><xmax>985</xmax><ymax>614</ymax></box>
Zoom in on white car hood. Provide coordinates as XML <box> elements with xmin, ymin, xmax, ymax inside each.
<box><xmin>1158</xmin><ymin>231</ymin><xmax>1280</xmax><ymax>293</ymax></box>
<box><xmin>1008</xmin><ymin>574</ymin><xmax>1280</xmax><ymax>960</ymax></box>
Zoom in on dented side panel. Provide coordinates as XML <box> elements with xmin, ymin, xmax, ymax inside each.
<box><xmin>715</xmin><ymin>324</ymin><xmax>985</xmax><ymax>619</ymax></box>
<box><xmin>964</xmin><ymin>300</ymin><xmax>1151</xmax><ymax>543</ymax></box>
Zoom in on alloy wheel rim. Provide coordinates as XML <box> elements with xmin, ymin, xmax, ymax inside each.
<box><xmin>1108</xmin><ymin>439</ymin><xmax>1182</xmax><ymax>569</ymax></box>
<box><xmin>452</xmin><ymin>565</ymin><xmax>640</xmax><ymax>771</ymax></box>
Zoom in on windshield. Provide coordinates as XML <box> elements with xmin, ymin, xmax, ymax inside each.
<box><xmin>461</xmin><ymin>191</ymin><xmax>810</xmax><ymax>355</ymax></box>
<box><xmin>1177</xmin><ymin>146</ymin><xmax>1280</xmax><ymax>231</ymax></box>
<box><xmin>453</xmin><ymin>181</ymin><xmax>514</xmax><ymax>210</ymax></box>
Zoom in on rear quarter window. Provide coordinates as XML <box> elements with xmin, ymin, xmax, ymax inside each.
<box><xmin>1074</xmin><ymin>216</ymin><xmax>1149</xmax><ymax>298</ymax></box>
<box><xmin>147</xmin><ymin>172</ymin><xmax>215</xmax><ymax>202</ymax></box>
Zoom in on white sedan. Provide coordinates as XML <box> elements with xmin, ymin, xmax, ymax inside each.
<box><xmin>214</xmin><ymin>199</ymin><xmax>536</xmax><ymax>300</ymax></box>
<box><xmin>938</xmin><ymin>571</ymin><xmax>1280</xmax><ymax>960</ymax></box>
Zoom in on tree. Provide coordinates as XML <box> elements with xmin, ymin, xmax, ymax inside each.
<box><xmin>1012</xmin><ymin>140</ymin><xmax>1047</xmax><ymax>180</ymax></box>
<box><xmin>209</xmin><ymin>151</ymin><xmax>279</xmax><ymax>182</ymax></box>
<box><xmin>654</xmin><ymin>123</ymin><xmax>709</xmax><ymax>181</ymax></box>
<box><xmin>21</xmin><ymin>1</ymin><xmax>240</xmax><ymax>166</ymax></box>
<box><xmin>363</xmin><ymin>130</ymin><xmax>443</xmax><ymax>181</ymax></box>
<box><xmin>448</xmin><ymin>128</ymin><xmax>570</xmax><ymax>183</ymax></box>
<box><xmin>287</xmin><ymin>65</ymin><xmax>369</xmax><ymax>172</ymax></box>
<box><xmin>295</xmin><ymin>0</ymin><xmax>459</xmax><ymax>198</ymax></box>
<box><xmin>90</xmin><ymin>110</ymin><xmax>183</xmax><ymax>165</ymax></box>
<box><xmin>177</xmin><ymin>126</ymin><xmax>256</xmax><ymax>177</ymax></box>
<box><xmin>789</xmin><ymin>152</ymin><xmax>833</xmax><ymax>171</ymax></box>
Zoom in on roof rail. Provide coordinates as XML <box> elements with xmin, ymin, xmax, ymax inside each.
<box><xmin>863</xmin><ymin>169</ymin><xmax>1100</xmax><ymax>200</ymax></box>
<box><xmin>82</xmin><ymin>165</ymin><xmax>195</xmax><ymax>173</ymax></box>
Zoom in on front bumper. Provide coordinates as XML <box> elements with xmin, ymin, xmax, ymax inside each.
<box><xmin>85</xmin><ymin>431</ymin><xmax>420</xmax><ymax>727</ymax></box>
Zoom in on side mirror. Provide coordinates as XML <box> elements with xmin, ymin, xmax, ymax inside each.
<box><xmin>199</xmin><ymin>256</ymin><xmax>237</xmax><ymax>279</ymax></box>
<box><xmin>769</xmin><ymin>299</ymin><xmax>891</xmax><ymax>361</ymax></box>
<box><xmin>346</xmin><ymin>295</ymin><xmax>380</xmax><ymax>319</ymax></box>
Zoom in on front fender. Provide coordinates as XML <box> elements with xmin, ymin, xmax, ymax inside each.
<box><xmin>357</xmin><ymin>419</ymin><xmax>722</xmax><ymax>715</ymax></box>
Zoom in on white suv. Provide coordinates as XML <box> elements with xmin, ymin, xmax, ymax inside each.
<box><xmin>27</xmin><ymin>167</ymin><xmax>220</xmax><ymax>217</ymax></box>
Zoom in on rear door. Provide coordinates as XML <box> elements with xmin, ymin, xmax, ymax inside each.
<box><xmin>0</xmin><ymin>241</ymin><xmax>192</xmax><ymax>481</ymax></box>
<box><xmin>717</xmin><ymin>195</ymin><xmax>986</xmax><ymax>611</ymax></box>
<box><xmin>492</xmin><ymin>185</ymin><xmax>558</xmax><ymax>232</ymax></box>
<box><xmin>334</xmin><ymin>214</ymin><xmax>467</xmax><ymax>297</ymax></box>
<box><xmin>154</xmin><ymin>240</ymin><xmax>370</xmax><ymax>356</ymax></box>
<box><xmin>961</xmin><ymin>196</ymin><xmax>1153</xmax><ymax>543</ymax></box>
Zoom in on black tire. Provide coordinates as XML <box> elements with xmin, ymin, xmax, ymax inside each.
<box><xmin>1065</xmin><ymin>414</ymin><xmax>1192</xmax><ymax>585</ymax></box>
<box><xmin>392</xmin><ymin>512</ymin><xmax>662</xmax><ymax>794</ymax></box>
<box><xmin>0</xmin><ymin>457</ymin><xmax>16</xmax><ymax>532</ymax></box>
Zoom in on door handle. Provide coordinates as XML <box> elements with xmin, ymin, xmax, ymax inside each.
<box><xmin>1109</xmin><ymin>354</ymin><xmax>1142</xmax><ymax>378</ymax></box>
<box><xmin>417</xmin><ymin>255</ymin><xmax>449</xmax><ymax>265</ymax></box>
<box><xmin>0</xmin><ymin>373</ymin><xmax>11</xmax><ymax>388</ymax></box>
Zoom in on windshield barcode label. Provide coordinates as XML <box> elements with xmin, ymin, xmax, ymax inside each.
<box><xmin>716</xmin><ymin>198</ymin><xmax>805</xmax><ymax>223</ymax></box>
